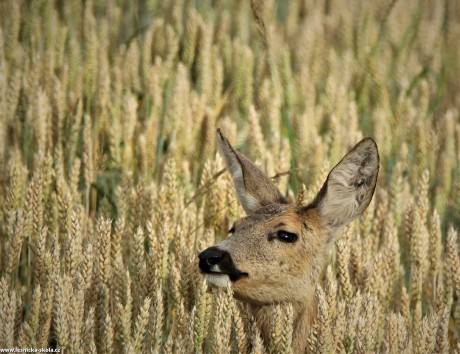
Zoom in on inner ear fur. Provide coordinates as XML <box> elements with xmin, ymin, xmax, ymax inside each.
<box><xmin>306</xmin><ymin>138</ymin><xmax>379</xmax><ymax>228</ymax></box>
<box><xmin>216</xmin><ymin>128</ymin><xmax>287</xmax><ymax>214</ymax></box>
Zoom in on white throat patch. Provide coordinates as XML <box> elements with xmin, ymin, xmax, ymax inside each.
<box><xmin>204</xmin><ymin>273</ymin><xmax>232</xmax><ymax>288</ymax></box>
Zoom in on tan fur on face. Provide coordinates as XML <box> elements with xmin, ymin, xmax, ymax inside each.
<box><xmin>214</xmin><ymin>204</ymin><xmax>326</xmax><ymax>306</ymax></box>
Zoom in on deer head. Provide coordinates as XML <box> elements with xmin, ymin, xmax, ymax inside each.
<box><xmin>198</xmin><ymin>129</ymin><xmax>379</xmax><ymax>308</ymax></box>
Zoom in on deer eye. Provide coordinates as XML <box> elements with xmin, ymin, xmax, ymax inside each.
<box><xmin>276</xmin><ymin>231</ymin><xmax>298</xmax><ymax>243</ymax></box>
<box><xmin>228</xmin><ymin>225</ymin><xmax>235</xmax><ymax>234</ymax></box>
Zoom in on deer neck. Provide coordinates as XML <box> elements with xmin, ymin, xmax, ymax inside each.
<box><xmin>249</xmin><ymin>295</ymin><xmax>316</xmax><ymax>354</ymax></box>
<box><xmin>292</xmin><ymin>302</ymin><xmax>317</xmax><ymax>354</ymax></box>
<box><xmin>249</xmin><ymin>243</ymin><xmax>331</xmax><ymax>353</ymax></box>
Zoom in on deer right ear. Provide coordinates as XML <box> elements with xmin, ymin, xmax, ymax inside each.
<box><xmin>216</xmin><ymin>129</ymin><xmax>287</xmax><ymax>214</ymax></box>
<box><xmin>306</xmin><ymin>138</ymin><xmax>379</xmax><ymax>228</ymax></box>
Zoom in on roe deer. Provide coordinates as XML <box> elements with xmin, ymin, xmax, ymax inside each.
<box><xmin>198</xmin><ymin>129</ymin><xmax>379</xmax><ymax>353</ymax></box>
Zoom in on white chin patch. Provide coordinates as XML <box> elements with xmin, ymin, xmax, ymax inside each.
<box><xmin>211</xmin><ymin>265</ymin><xmax>221</xmax><ymax>272</ymax></box>
<box><xmin>204</xmin><ymin>273</ymin><xmax>231</xmax><ymax>288</ymax></box>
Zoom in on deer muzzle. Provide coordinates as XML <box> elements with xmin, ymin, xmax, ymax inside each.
<box><xmin>198</xmin><ymin>246</ymin><xmax>248</xmax><ymax>282</ymax></box>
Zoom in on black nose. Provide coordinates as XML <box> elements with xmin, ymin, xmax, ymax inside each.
<box><xmin>198</xmin><ymin>247</ymin><xmax>228</xmax><ymax>273</ymax></box>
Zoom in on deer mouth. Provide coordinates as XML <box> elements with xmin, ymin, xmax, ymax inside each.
<box><xmin>200</xmin><ymin>263</ymin><xmax>249</xmax><ymax>283</ymax></box>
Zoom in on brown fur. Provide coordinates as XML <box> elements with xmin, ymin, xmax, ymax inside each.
<box><xmin>199</xmin><ymin>130</ymin><xmax>379</xmax><ymax>353</ymax></box>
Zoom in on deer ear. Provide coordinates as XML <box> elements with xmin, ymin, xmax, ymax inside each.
<box><xmin>216</xmin><ymin>129</ymin><xmax>287</xmax><ymax>214</ymax></box>
<box><xmin>307</xmin><ymin>138</ymin><xmax>379</xmax><ymax>228</ymax></box>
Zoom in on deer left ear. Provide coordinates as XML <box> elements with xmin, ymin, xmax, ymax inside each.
<box><xmin>307</xmin><ymin>138</ymin><xmax>379</xmax><ymax>228</ymax></box>
<box><xmin>216</xmin><ymin>129</ymin><xmax>287</xmax><ymax>214</ymax></box>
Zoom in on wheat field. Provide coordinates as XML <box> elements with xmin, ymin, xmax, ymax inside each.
<box><xmin>0</xmin><ymin>0</ymin><xmax>459</xmax><ymax>353</ymax></box>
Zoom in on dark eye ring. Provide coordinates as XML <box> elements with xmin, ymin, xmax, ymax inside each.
<box><xmin>228</xmin><ymin>225</ymin><xmax>235</xmax><ymax>234</ymax></box>
<box><xmin>277</xmin><ymin>231</ymin><xmax>298</xmax><ymax>243</ymax></box>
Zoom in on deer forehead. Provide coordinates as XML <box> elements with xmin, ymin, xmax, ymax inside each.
<box><xmin>233</xmin><ymin>204</ymin><xmax>322</xmax><ymax>233</ymax></box>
